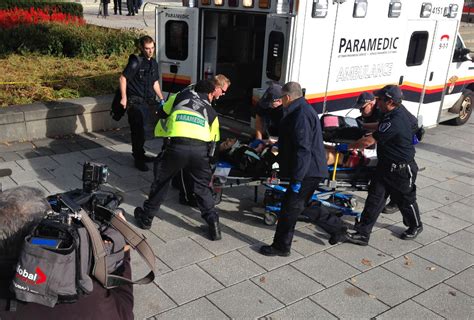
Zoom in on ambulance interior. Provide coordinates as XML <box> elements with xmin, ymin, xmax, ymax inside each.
<box><xmin>202</xmin><ymin>11</ymin><xmax>267</xmax><ymax>122</ymax></box>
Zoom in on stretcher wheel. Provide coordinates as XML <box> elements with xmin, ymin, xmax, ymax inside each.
<box><xmin>264</xmin><ymin>212</ymin><xmax>278</xmax><ymax>226</ymax></box>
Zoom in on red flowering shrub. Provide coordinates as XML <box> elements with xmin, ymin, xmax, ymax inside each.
<box><xmin>0</xmin><ymin>7</ymin><xmax>85</xmax><ymax>29</ymax></box>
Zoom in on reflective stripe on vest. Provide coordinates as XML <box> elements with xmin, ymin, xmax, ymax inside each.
<box><xmin>155</xmin><ymin>109</ymin><xmax>218</xmax><ymax>142</ymax></box>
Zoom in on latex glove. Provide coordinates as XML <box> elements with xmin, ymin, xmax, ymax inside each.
<box><xmin>412</xmin><ymin>134</ymin><xmax>419</xmax><ymax>145</ymax></box>
<box><xmin>335</xmin><ymin>143</ymin><xmax>349</xmax><ymax>153</ymax></box>
<box><xmin>290</xmin><ymin>182</ymin><xmax>301</xmax><ymax>193</ymax></box>
<box><xmin>159</xmin><ymin>99</ymin><xmax>165</xmax><ymax>108</ymax></box>
<box><xmin>249</xmin><ymin>139</ymin><xmax>264</xmax><ymax>149</ymax></box>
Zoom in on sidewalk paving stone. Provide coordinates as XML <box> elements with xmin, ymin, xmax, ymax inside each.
<box><xmin>0</xmin><ymin>152</ymin><xmax>23</xmax><ymax>162</ymax></box>
<box><xmin>416</xmin><ymin>194</ymin><xmax>444</xmax><ymax>213</ymax></box>
<box><xmin>310</xmin><ymin>281</ymin><xmax>389</xmax><ymax>319</ymax></box>
<box><xmin>375</xmin><ymin>300</ymin><xmax>444</xmax><ymax>320</ymax></box>
<box><xmin>413</xmin><ymin>241</ymin><xmax>474</xmax><ymax>273</ymax></box>
<box><xmin>10</xmin><ymin>168</ymin><xmax>55</xmax><ymax>184</ymax></box>
<box><xmin>437</xmin><ymin>201</ymin><xmax>474</xmax><ymax>223</ymax></box>
<box><xmin>148</xmin><ymin>215</ymin><xmax>204</xmax><ymax>243</ymax></box>
<box><xmin>368</xmin><ymin>228</ymin><xmax>422</xmax><ymax>258</ymax></box>
<box><xmin>207</xmin><ymin>280</ymin><xmax>283</xmax><ymax>319</ymax></box>
<box><xmin>81</xmin><ymin>146</ymin><xmax>117</xmax><ymax>159</ymax></box>
<box><xmin>50</xmin><ymin>150</ymin><xmax>91</xmax><ymax>166</ymax></box>
<box><xmin>454</xmin><ymin>174</ymin><xmax>474</xmax><ymax>186</ymax></box>
<box><xmin>351</xmin><ymin>267</ymin><xmax>424</xmax><ymax>306</ymax></box>
<box><xmin>238</xmin><ymin>243</ymin><xmax>303</xmax><ymax>271</ymax></box>
<box><xmin>131</xmin><ymin>250</ymin><xmax>171</xmax><ymax>279</ymax></box>
<box><xmin>413</xmin><ymin>283</ymin><xmax>474</xmax><ymax>319</ymax></box>
<box><xmin>444</xmin><ymin>267</ymin><xmax>474</xmax><ymax>297</ymax></box>
<box><xmin>420</xmin><ymin>209</ymin><xmax>471</xmax><ymax>234</ymax></box>
<box><xmin>387</xmin><ymin>222</ymin><xmax>448</xmax><ymax>245</ymax></box>
<box><xmin>459</xmin><ymin>194</ymin><xmax>474</xmax><ymax>206</ymax></box>
<box><xmin>0</xmin><ymin>161</ymin><xmax>26</xmax><ymax>175</ymax></box>
<box><xmin>154</xmin><ymin>237</ymin><xmax>214</xmax><ymax>270</ymax></box>
<box><xmin>0</xmin><ymin>176</ymin><xmax>16</xmax><ymax>190</ymax></box>
<box><xmin>107</xmin><ymin>174</ymin><xmax>151</xmax><ymax>192</ymax></box>
<box><xmin>191</xmin><ymin>226</ymin><xmax>253</xmax><ymax>256</ymax></box>
<box><xmin>287</xmin><ymin>226</ymin><xmax>335</xmax><ymax>256</ymax></box>
<box><xmin>465</xmin><ymin>224</ymin><xmax>474</xmax><ymax>233</ymax></box>
<box><xmin>326</xmin><ymin>243</ymin><xmax>392</xmax><ymax>271</ymax></box>
<box><xmin>415</xmin><ymin>174</ymin><xmax>439</xmax><ymax>189</ymax></box>
<box><xmin>417</xmin><ymin>186</ymin><xmax>464</xmax><ymax>205</ymax></box>
<box><xmin>435</xmin><ymin>179</ymin><xmax>473</xmax><ymax>197</ymax></box>
<box><xmin>264</xmin><ymin>298</ymin><xmax>337</xmax><ymax>319</ymax></box>
<box><xmin>16</xmin><ymin>156</ymin><xmax>60</xmax><ymax>170</ymax></box>
<box><xmin>251</xmin><ymin>265</ymin><xmax>324</xmax><ymax>305</ymax></box>
<box><xmin>134</xmin><ymin>283</ymin><xmax>177</xmax><ymax>319</ymax></box>
<box><xmin>155</xmin><ymin>265</ymin><xmax>223</xmax><ymax>305</ymax></box>
<box><xmin>198</xmin><ymin>251</ymin><xmax>265</xmax><ymax>287</ymax></box>
<box><xmin>291</xmin><ymin>251</ymin><xmax>360</xmax><ymax>288</ymax></box>
<box><xmin>440</xmin><ymin>230</ymin><xmax>474</xmax><ymax>254</ymax></box>
<box><xmin>152</xmin><ymin>298</ymin><xmax>229</xmax><ymax>320</ymax></box>
<box><xmin>381</xmin><ymin>253</ymin><xmax>454</xmax><ymax>290</ymax></box>
<box><xmin>38</xmin><ymin>177</ymin><xmax>82</xmax><ymax>193</ymax></box>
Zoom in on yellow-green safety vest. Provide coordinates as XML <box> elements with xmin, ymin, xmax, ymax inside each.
<box><xmin>154</xmin><ymin>92</ymin><xmax>220</xmax><ymax>142</ymax></box>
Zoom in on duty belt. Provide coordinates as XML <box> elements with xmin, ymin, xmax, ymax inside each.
<box><xmin>168</xmin><ymin>137</ymin><xmax>209</xmax><ymax>146</ymax></box>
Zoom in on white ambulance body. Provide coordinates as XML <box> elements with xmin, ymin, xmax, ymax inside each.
<box><xmin>155</xmin><ymin>0</ymin><xmax>474</xmax><ymax>127</ymax></box>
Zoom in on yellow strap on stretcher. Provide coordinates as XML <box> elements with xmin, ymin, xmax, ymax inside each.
<box><xmin>332</xmin><ymin>152</ymin><xmax>340</xmax><ymax>181</ymax></box>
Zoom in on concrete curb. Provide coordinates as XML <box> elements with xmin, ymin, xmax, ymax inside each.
<box><xmin>0</xmin><ymin>95</ymin><xmax>128</xmax><ymax>143</ymax></box>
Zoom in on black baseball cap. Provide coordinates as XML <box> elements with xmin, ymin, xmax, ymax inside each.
<box><xmin>374</xmin><ymin>85</ymin><xmax>403</xmax><ymax>103</ymax></box>
<box><xmin>258</xmin><ymin>84</ymin><xmax>283</xmax><ymax>109</ymax></box>
<box><xmin>353</xmin><ymin>92</ymin><xmax>375</xmax><ymax>109</ymax></box>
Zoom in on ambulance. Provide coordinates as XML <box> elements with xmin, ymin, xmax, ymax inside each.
<box><xmin>155</xmin><ymin>0</ymin><xmax>474</xmax><ymax>127</ymax></box>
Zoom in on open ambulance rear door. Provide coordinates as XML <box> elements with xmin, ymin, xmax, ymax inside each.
<box><xmin>156</xmin><ymin>6</ymin><xmax>200</xmax><ymax>96</ymax></box>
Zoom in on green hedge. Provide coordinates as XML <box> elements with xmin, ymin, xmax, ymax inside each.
<box><xmin>0</xmin><ymin>0</ymin><xmax>83</xmax><ymax>18</ymax></box>
<box><xmin>0</xmin><ymin>23</ymin><xmax>142</xmax><ymax>58</ymax></box>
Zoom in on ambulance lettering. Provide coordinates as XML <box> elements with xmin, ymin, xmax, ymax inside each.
<box><xmin>165</xmin><ymin>13</ymin><xmax>190</xmax><ymax>19</ymax></box>
<box><xmin>439</xmin><ymin>34</ymin><xmax>449</xmax><ymax>50</ymax></box>
<box><xmin>338</xmin><ymin>37</ymin><xmax>399</xmax><ymax>54</ymax></box>
<box><xmin>16</xmin><ymin>265</ymin><xmax>47</xmax><ymax>285</ymax></box>
<box><xmin>336</xmin><ymin>63</ymin><xmax>393</xmax><ymax>82</ymax></box>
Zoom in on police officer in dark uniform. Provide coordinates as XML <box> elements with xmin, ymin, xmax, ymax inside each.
<box><xmin>260</xmin><ymin>82</ymin><xmax>347</xmax><ymax>257</ymax></box>
<box><xmin>119</xmin><ymin>35</ymin><xmax>164</xmax><ymax>172</ymax></box>
<box><xmin>255</xmin><ymin>83</ymin><xmax>284</xmax><ymax>140</ymax></box>
<box><xmin>134</xmin><ymin>80</ymin><xmax>222</xmax><ymax>241</ymax></box>
<box><xmin>344</xmin><ymin>85</ymin><xmax>423</xmax><ymax>245</ymax></box>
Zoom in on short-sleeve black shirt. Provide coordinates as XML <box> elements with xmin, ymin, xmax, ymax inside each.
<box><xmin>372</xmin><ymin>105</ymin><xmax>417</xmax><ymax>164</ymax></box>
<box><xmin>123</xmin><ymin>54</ymin><xmax>159</xmax><ymax>100</ymax></box>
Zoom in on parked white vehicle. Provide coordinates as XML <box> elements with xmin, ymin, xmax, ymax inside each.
<box><xmin>155</xmin><ymin>0</ymin><xmax>474</xmax><ymax>127</ymax></box>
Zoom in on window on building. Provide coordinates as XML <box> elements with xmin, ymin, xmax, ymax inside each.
<box><xmin>266</xmin><ymin>31</ymin><xmax>284</xmax><ymax>81</ymax></box>
<box><xmin>165</xmin><ymin>21</ymin><xmax>188</xmax><ymax>60</ymax></box>
<box><xmin>406</xmin><ymin>31</ymin><xmax>429</xmax><ymax>66</ymax></box>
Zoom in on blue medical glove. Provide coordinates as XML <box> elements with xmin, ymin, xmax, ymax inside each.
<box><xmin>412</xmin><ymin>134</ymin><xmax>419</xmax><ymax>145</ymax></box>
<box><xmin>159</xmin><ymin>99</ymin><xmax>165</xmax><ymax>108</ymax></box>
<box><xmin>249</xmin><ymin>139</ymin><xmax>264</xmax><ymax>149</ymax></box>
<box><xmin>335</xmin><ymin>143</ymin><xmax>349</xmax><ymax>153</ymax></box>
<box><xmin>290</xmin><ymin>182</ymin><xmax>301</xmax><ymax>193</ymax></box>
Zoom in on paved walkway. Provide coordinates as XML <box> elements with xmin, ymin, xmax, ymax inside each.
<box><xmin>0</xmin><ymin>118</ymin><xmax>473</xmax><ymax>319</ymax></box>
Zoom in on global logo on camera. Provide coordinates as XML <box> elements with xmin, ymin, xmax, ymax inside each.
<box><xmin>16</xmin><ymin>265</ymin><xmax>47</xmax><ymax>285</ymax></box>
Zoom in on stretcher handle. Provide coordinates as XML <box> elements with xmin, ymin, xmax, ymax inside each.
<box><xmin>332</xmin><ymin>152</ymin><xmax>340</xmax><ymax>181</ymax></box>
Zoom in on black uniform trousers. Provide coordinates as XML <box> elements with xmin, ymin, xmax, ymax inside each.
<box><xmin>127</xmin><ymin>97</ymin><xmax>153</xmax><ymax>162</ymax></box>
<box><xmin>273</xmin><ymin>177</ymin><xmax>345</xmax><ymax>252</ymax></box>
<box><xmin>172</xmin><ymin>169</ymin><xmax>195</xmax><ymax>202</ymax></box>
<box><xmin>355</xmin><ymin>160</ymin><xmax>421</xmax><ymax>238</ymax></box>
<box><xmin>143</xmin><ymin>140</ymin><xmax>218</xmax><ymax>224</ymax></box>
<box><xmin>113</xmin><ymin>0</ymin><xmax>122</xmax><ymax>14</ymax></box>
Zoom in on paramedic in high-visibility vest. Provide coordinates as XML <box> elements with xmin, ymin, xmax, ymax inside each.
<box><xmin>134</xmin><ymin>80</ymin><xmax>223</xmax><ymax>241</ymax></box>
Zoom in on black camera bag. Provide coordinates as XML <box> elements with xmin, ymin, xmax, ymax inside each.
<box><xmin>11</xmin><ymin>196</ymin><xmax>156</xmax><ymax>308</ymax></box>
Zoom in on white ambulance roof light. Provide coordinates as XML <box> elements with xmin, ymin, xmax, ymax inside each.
<box><xmin>214</xmin><ymin>0</ymin><xmax>224</xmax><ymax>5</ymax></box>
<box><xmin>445</xmin><ymin>4</ymin><xmax>458</xmax><ymax>18</ymax></box>
<box><xmin>420</xmin><ymin>3</ymin><xmax>432</xmax><ymax>18</ymax></box>
<box><xmin>388</xmin><ymin>1</ymin><xmax>401</xmax><ymax>18</ymax></box>
<box><xmin>243</xmin><ymin>0</ymin><xmax>254</xmax><ymax>7</ymax></box>
<box><xmin>353</xmin><ymin>0</ymin><xmax>368</xmax><ymax>18</ymax></box>
<box><xmin>312</xmin><ymin>0</ymin><xmax>328</xmax><ymax>18</ymax></box>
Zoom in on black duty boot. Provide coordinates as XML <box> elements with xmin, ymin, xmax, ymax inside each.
<box><xmin>346</xmin><ymin>231</ymin><xmax>369</xmax><ymax>246</ymax></box>
<box><xmin>382</xmin><ymin>201</ymin><xmax>398</xmax><ymax>214</ymax></box>
<box><xmin>134</xmin><ymin>207</ymin><xmax>152</xmax><ymax>230</ymax></box>
<box><xmin>135</xmin><ymin>160</ymin><xmax>149</xmax><ymax>172</ymax></box>
<box><xmin>208</xmin><ymin>220</ymin><xmax>222</xmax><ymax>241</ymax></box>
<box><xmin>144</xmin><ymin>155</ymin><xmax>155</xmax><ymax>163</ymax></box>
<box><xmin>400</xmin><ymin>225</ymin><xmax>423</xmax><ymax>240</ymax></box>
<box><xmin>259</xmin><ymin>245</ymin><xmax>290</xmax><ymax>257</ymax></box>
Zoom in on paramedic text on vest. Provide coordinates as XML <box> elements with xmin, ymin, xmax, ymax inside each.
<box><xmin>134</xmin><ymin>80</ymin><xmax>222</xmax><ymax>241</ymax></box>
<box><xmin>346</xmin><ymin>85</ymin><xmax>423</xmax><ymax>246</ymax></box>
<box><xmin>119</xmin><ymin>35</ymin><xmax>164</xmax><ymax>172</ymax></box>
